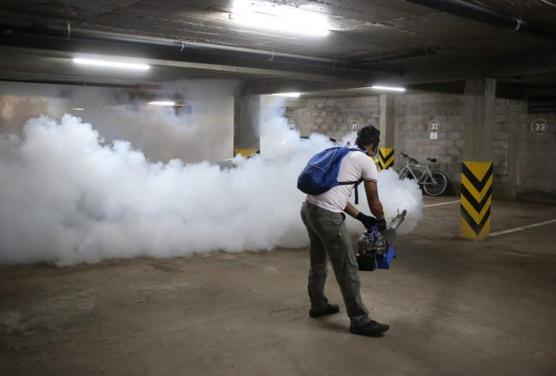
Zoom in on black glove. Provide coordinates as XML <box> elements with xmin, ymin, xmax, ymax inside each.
<box><xmin>356</xmin><ymin>212</ymin><xmax>387</xmax><ymax>232</ymax></box>
<box><xmin>375</xmin><ymin>218</ymin><xmax>387</xmax><ymax>233</ymax></box>
<box><xmin>356</xmin><ymin>212</ymin><xmax>376</xmax><ymax>229</ymax></box>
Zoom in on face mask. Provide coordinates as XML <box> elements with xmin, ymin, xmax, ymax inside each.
<box><xmin>365</xmin><ymin>143</ymin><xmax>378</xmax><ymax>157</ymax></box>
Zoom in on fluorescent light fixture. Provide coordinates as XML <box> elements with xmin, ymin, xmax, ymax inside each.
<box><xmin>231</xmin><ymin>0</ymin><xmax>329</xmax><ymax>36</ymax></box>
<box><xmin>370</xmin><ymin>85</ymin><xmax>406</xmax><ymax>92</ymax></box>
<box><xmin>73</xmin><ymin>57</ymin><xmax>150</xmax><ymax>71</ymax></box>
<box><xmin>272</xmin><ymin>92</ymin><xmax>301</xmax><ymax>98</ymax></box>
<box><xmin>72</xmin><ymin>107</ymin><xmax>85</xmax><ymax>111</ymax></box>
<box><xmin>147</xmin><ymin>100</ymin><xmax>176</xmax><ymax>107</ymax></box>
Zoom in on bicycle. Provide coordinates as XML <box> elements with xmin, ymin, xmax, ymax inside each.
<box><xmin>398</xmin><ymin>152</ymin><xmax>449</xmax><ymax>196</ymax></box>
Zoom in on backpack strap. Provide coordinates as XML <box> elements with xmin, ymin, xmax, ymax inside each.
<box><xmin>337</xmin><ymin>179</ymin><xmax>363</xmax><ymax>204</ymax></box>
<box><xmin>337</xmin><ymin>148</ymin><xmax>367</xmax><ymax>205</ymax></box>
<box><xmin>354</xmin><ymin>180</ymin><xmax>362</xmax><ymax>205</ymax></box>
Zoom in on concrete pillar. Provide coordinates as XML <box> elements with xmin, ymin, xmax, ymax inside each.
<box><xmin>379</xmin><ymin>94</ymin><xmax>396</xmax><ymax>148</ymax></box>
<box><xmin>460</xmin><ymin>79</ymin><xmax>495</xmax><ymax>240</ymax></box>
<box><xmin>233</xmin><ymin>91</ymin><xmax>260</xmax><ymax>157</ymax></box>
<box><xmin>506</xmin><ymin>103</ymin><xmax>520</xmax><ymax>200</ymax></box>
<box><xmin>463</xmin><ymin>79</ymin><xmax>496</xmax><ymax>160</ymax></box>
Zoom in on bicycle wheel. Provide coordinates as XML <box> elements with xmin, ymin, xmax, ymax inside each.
<box><xmin>423</xmin><ymin>172</ymin><xmax>449</xmax><ymax>196</ymax></box>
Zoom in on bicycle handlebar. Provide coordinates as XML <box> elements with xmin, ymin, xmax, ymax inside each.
<box><xmin>401</xmin><ymin>152</ymin><xmax>419</xmax><ymax>165</ymax></box>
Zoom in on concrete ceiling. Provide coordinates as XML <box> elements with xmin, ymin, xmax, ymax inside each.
<box><xmin>0</xmin><ymin>0</ymin><xmax>555</xmax><ymax>95</ymax></box>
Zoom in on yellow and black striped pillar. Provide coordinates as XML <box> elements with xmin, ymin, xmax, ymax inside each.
<box><xmin>377</xmin><ymin>147</ymin><xmax>395</xmax><ymax>170</ymax></box>
<box><xmin>459</xmin><ymin>161</ymin><xmax>493</xmax><ymax>240</ymax></box>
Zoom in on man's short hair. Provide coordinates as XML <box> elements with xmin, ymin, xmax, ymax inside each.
<box><xmin>356</xmin><ymin>125</ymin><xmax>380</xmax><ymax>148</ymax></box>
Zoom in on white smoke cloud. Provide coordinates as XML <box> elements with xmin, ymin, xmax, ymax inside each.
<box><xmin>0</xmin><ymin>81</ymin><xmax>236</xmax><ymax>163</ymax></box>
<box><xmin>0</xmin><ymin>91</ymin><xmax>422</xmax><ymax>265</ymax></box>
<box><xmin>68</xmin><ymin>81</ymin><xmax>237</xmax><ymax>163</ymax></box>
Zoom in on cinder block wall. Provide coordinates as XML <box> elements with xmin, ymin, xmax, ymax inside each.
<box><xmin>283</xmin><ymin>96</ymin><xmax>380</xmax><ymax>141</ymax></box>
<box><xmin>393</xmin><ymin>93</ymin><xmax>464</xmax><ymax>192</ymax></box>
<box><xmin>513</xmin><ymin>109</ymin><xmax>556</xmax><ymax>203</ymax></box>
<box><xmin>282</xmin><ymin>93</ymin><xmax>556</xmax><ymax>203</ymax></box>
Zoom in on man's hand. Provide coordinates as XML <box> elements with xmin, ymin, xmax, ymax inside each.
<box><xmin>356</xmin><ymin>212</ymin><xmax>376</xmax><ymax>229</ymax></box>
<box><xmin>356</xmin><ymin>212</ymin><xmax>387</xmax><ymax>232</ymax></box>
<box><xmin>375</xmin><ymin>218</ymin><xmax>387</xmax><ymax>233</ymax></box>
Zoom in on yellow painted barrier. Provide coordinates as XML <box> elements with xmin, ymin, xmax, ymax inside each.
<box><xmin>377</xmin><ymin>147</ymin><xmax>395</xmax><ymax>170</ymax></box>
<box><xmin>459</xmin><ymin>161</ymin><xmax>493</xmax><ymax>240</ymax></box>
<box><xmin>234</xmin><ymin>148</ymin><xmax>258</xmax><ymax>158</ymax></box>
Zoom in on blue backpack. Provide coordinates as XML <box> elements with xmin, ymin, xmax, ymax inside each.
<box><xmin>297</xmin><ymin>147</ymin><xmax>364</xmax><ymax>202</ymax></box>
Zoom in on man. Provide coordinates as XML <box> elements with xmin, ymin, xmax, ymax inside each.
<box><xmin>300</xmin><ymin>125</ymin><xmax>389</xmax><ymax>337</ymax></box>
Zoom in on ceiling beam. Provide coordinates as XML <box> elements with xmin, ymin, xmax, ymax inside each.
<box><xmin>391</xmin><ymin>51</ymin><xmax>556</xmax><ymax>85</ymax></box>
<box><xmin>245</xmin><ymin>79</ymin><xmax>372</xmax><ymax>95</ymax></box>
<box><xmin>0</xmin><ymin>70</ymin><xmax>149</xmax><ymax>89</ymax></box>
<box><xmin>0</xmin><ymin>23</ymin><xmax>403</xmax><ymax>83</ymax></box>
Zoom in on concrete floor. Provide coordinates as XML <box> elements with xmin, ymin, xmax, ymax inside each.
<box><xmin>1</xmin><ymin>197</ymin><xmax>556</xmax><ymax>376</ymax></box>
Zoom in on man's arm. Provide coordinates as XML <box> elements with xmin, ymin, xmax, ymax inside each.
<box><xmin>363</xmin><ymin>180</ymin><xmax>384</xmax><ymax>220</ymax></box>
<box><xmin>344</xmin><ymin>182</ymin><xmax>385</xmax><ymax>230</ymax></box>
<box><xmin>344</xmin><ymin>201</ymin><xmax>360</xmax><ymax>218</ymax></box>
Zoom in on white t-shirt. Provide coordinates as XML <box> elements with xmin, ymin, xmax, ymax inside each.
<box><xmin>306</xmin><ymin>151</ymin><xmax>378</xmax><ymax>213</ymax></box>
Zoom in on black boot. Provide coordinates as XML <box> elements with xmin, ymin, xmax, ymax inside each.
<box><xmin>350</xmin><ymin>320</ymin><xmax>389</xmax><ymax>337</ymax></box>
<box><xmin>309</xmin><ymin>304</ymin><xmax>340</xmax><ymax>318</ymax></box>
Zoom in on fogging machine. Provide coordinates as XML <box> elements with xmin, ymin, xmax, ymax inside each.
<box><xmin>356</xmin><ymin>210</ymin><xmax>407</xmax><ymax>271</ymax></box>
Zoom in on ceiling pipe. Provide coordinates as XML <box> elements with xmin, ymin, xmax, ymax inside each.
<box><xmin>406</xmin><ymin>0</ymin><xmax>556</xmax><ymax>41</ymax></box>
<box><xmin>67</xmin><ymin>28</ymin><xmax>335</xmax><ymax>63</ymax></box>
<box><xmin>353</xmin><ymin>47</ymin><xmax>437</xmax><ymax>65</ymax></box>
